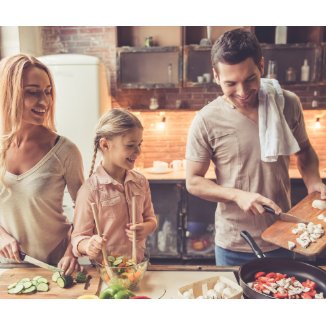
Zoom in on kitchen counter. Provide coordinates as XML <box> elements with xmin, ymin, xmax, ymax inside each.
<box><xmin>1</xmin><ymin>264</ymin><xmax>326</xmax><ymax>299</ymax></box>
<box><xmin>141</xmin><ymin>168</ymin><xmax>326</xmax><ymax>181</ymax></box>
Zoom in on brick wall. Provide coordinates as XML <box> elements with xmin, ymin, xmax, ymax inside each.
<box><xmin>41</xmin><ymin>26</ymin><xmax>117</xmax><ymax>94</ymax></box>
<box><xmin>41</xmin><ymin>26</ymin><xmax>326</xmax><ymax>170</ymax></box>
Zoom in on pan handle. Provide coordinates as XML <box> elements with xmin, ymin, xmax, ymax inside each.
<box><xmin>240</xmin><ymin>231</ymin><xmax>266</xmax><ymax>259</ymax></box>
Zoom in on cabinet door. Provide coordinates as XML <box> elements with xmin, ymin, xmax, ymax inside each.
<box><xmin>183</xmin><ymin>189</ymin><xmax>217</xmax><ymax>259</ymax></box>
<box><xmin>146</xmin><ymin>183</ymin><xmax>182</xmax><ymax>258</ymax></box>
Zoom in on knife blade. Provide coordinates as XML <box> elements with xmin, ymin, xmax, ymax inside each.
<box><xmin>19</xmin><ymin>251</ymin><xmax>63</xmax><ymax>273</ymax></box>
<box><xmin>262</xmin><ymin>205</ymin><xmax>309</xmax><ymax>223</ymax></box>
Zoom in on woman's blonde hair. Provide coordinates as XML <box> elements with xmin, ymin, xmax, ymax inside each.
<box><xmin>0</xmin><ymin>54</ymin><xmax>56</xmax><ymax>197</ymax></box>
<box><xmin>89</xmin><ymin>108</ymin><xmax>143</xmax><ymax>177</ymax></box>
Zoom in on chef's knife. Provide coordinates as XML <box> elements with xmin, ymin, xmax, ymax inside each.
<box><xmin>19</xmin><ymin>251</ymin><xmax>63</xmax><ymax>273</ymax></box>
<box><xmin>262</xmin><ymin>205</ymin><xmax>308</xmax><ymax>223</ymax></box>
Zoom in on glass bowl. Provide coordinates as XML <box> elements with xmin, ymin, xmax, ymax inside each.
<box><xmin>94</xmin><ymin>244</ymin><xmax>150</xmax><ymax>291</ymax></box>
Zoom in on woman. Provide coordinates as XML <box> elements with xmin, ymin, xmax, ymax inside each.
<box><xmin>0</xmin><ymin>54</ymin><xmax>85</xmax><ymax>275</ymax></box>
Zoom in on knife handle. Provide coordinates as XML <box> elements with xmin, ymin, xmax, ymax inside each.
<box><xmin>262</xmin><ymin>205</ymin><xmax>278</xmax><ymax>215</ymax></box>
<box><xmin>18</xmin><ymin>251</ymin><xmax>26</xmax><ymax>261</ymax></box>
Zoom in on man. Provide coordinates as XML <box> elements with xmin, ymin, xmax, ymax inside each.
<box><xmin>185</xmin><ymin>28</ymin><xmax>326</xmax><ymax>266</ymax></box>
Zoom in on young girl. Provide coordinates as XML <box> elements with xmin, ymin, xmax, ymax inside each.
<box><xmin>71</xmin><ymin>109</ymin><xmax>157</xmax><ymax>259</ymax></box>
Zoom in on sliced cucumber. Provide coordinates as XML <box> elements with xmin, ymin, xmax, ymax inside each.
<box><xmin>52</xmin><ymin>272</ymin><xmax>61</xmax><ymax>283</ymax></box>
<box><xmin>75</xmin><ymin>272</ymin><xmax>87</xmax><ymax>283</ymax></box>
<box><xmin>36</xmin><ymin>283</ymin><xmax>49</xmax><ymax>292</ymax></box>
<box><xmin>57</xmin><ymin>275</ymin><xmax>73</xmax><ymax>288</ymax></box>
<box><xmin>32</xmin><ymin>280</ymin><xmax>37</xmax><ymax>286</ymax></box>
<box><xmin>108</xmin><ymin>255</ymin><xmax>116</xmax><ymax>262</ymax></box>
<box><xmin>7</xmin><ymin>282</ymin><xmax>17</xmax><ymax>290</ymax></box>
<box><xmin>18</xmin><ymin>278</ymin><xmax>31</xmax><ymax>283</ymax></box>
<box><xmin>32</xmin><ymin>276</ymin><xmax>42</xmax><ymax>281</ymax></box>
<box><xmin>8</xmin><ymin>283</ymin><xmax>24</xmax><ymax>294</ymax></box>
<box><xmin>23</xmin><ymin>281</ymin><xmax>32</xmax><ymax>289</ymax></box>
<box><xmin>113</xmin><ymin>259</ymin><xmax>122</xmax><ymax>266</ymax></box>
<box><xmin>37</xmin><ymin>277</ymin><xmax>49</xmax><ymax>284</ymax></box>
<box><xmin>22</xmin><ymin>286</ymin><xmax>36</xmax><ymax>294</ymax></box>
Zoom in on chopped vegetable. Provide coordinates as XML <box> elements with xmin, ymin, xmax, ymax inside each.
<box><xmin>52</xmin><ymin>272</ymin><xmax>61</xmax><ymax>283</ymax></box>
<box><xmin>56</xmin><ymin>275</ymin><xmax>73</xmax><ymax>288</ymax></box>
<box><xmin>75</xmin><ymin>272</ymin><xmax>87</xmax><ymax>283</ymax></box>
<box><xmin>36</xmin><ymin>283</ymin><xmax>49</xmax><ymax>292</ymax></box>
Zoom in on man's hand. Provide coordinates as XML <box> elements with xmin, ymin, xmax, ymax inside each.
<box><xmin>307</xmin><ymin>181</ymin><xmax>326</xmax><ymax>200</ymax></box>
<box><xmin>233</xmin><ymin>189</ymin><xmax>282</xmax><ymax>216</ymax></box>
<box><xmin>0</xmin><ymin>232</ymin><xmax>21</xmax><ymax>262</ymax></box>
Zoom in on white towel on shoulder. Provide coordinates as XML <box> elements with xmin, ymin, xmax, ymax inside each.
<box><xmin>258</xmin><ymin>78</ymin><xmax>300</xmax><ymax>162</ymax></box>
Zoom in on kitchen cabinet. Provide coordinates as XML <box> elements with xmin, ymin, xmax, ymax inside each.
<box><xmin>183</xmin><ymin>45</ymin><xmax>216</xmax><ymax>87</ymax></box>
<box><xmin>116</xmin><ymin>26</ymin><xmax>326</xmax><ymax>91</ymax></box>
<box><xmin>255</xmin><ymin>26</ymin><xmax>325</xmax><ymax>44</ymax></box>
<box><xmin>116</xmin><ymin>46</ymin><xmax>183</xmax><ymax>89</ymax></box>
<box><xmin>261</xmin><ymin>43</ymin><xmax>322</xmax><ymax>85</ymax></box>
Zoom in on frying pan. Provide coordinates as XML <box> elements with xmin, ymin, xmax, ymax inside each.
<box><xmin>239</xmin><ymin>231</ymin><xmax>326</xmax><ymax>299</ymax></box>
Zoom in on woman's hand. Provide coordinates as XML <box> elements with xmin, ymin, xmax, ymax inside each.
<box><xmin>57</xmin><ymin>254</ymin><xmax>81</xmax><ymax>276</ymax></box>
<box><xmin>85</xmin><ymin>235</ymin><xmax>106</xmax><ymax>258</ymax></box>
<box><xmin>0</xmin><ymin>231</ymin><xmax>21</xmax><ymax>262</ymax></box>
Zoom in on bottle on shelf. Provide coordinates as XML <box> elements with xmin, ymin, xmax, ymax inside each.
<box><xmin>267</xmin><ymin>60</ymin><xmax>277</xmax><ymax>79</ymax></box>
<box><xmin>275</xmin><ymin>26</ymin><xmax>287</xmax><ymax>44</ymax></box>
<box><xmin>301</xmin><ymin>59</ymin><xmax>310</xmax><ymax>82</ymax></box>
<box><xmin>312</xmin><ymin>91</ymin><xmax>318</xmax><ymax>108</ymax></box>
<box><xmin>168</xmin><ymin>63</ymin><xmax>172</xmax><ymax>83</ymax></box>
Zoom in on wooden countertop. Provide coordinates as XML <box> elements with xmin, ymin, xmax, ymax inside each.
<box><xmin>141</xmin><ymin>167</ymin><xmax>326</xmax><ymax>181</ymax></box>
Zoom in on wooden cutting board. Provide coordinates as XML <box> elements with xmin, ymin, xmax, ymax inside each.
<box><xmin>0</xmin><ymin>267</ymin><xmax>101</xmax><ymax>299</ymax></box>
<box><xmin>262</xmin><ymin>192</ymin><xmax>326</xmax><ymax>257</ymax></box>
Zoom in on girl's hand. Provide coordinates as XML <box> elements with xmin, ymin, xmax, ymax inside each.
<box><xmin>0</xmin><ymin>231</ymin><xmax>21</xmax><ymax>262</ymax></box>
<box><xmin>85</xmin><ymin>235</ymin><xmax>107</xmax><ymax>258</ymax></box>
<box><xmin>58</xmin><ymin>254</ymin><xmax>82</xmax><ymax>276</ymax></box>
<box><xmin>125</xmin><ymin>223</ymin><xmax>147</xmax><ymax>242</ymax></box>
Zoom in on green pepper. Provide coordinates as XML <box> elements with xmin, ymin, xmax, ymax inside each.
<box><xmin>114</xmin><ymin>290</ymin><xmax>131</xmax><ymax>299</ymax></box>
<box><xmin>99</xmin><ymin>284</ymin><xmax>126</xmax><ymax>299</ymax></box>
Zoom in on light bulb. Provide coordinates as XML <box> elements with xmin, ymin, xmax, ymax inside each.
<box><xmin>158</xmin><ymin>122</ymin><xmax>165</xmax><ymax>130</ymax></box>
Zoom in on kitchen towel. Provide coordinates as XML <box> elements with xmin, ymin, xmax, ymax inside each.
<box><xmin>258</xmin><ymin>78</ymin><xmax>300</xmax><ymax>162</ymax></box>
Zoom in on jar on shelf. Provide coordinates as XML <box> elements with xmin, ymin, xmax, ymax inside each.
<box><xmin>145</xmin><ymin>36</ymin><xmax>153</xmax><ymax>47</ymax></box>
<box><xmin>285</xmin><ymin>67</ymin><xmax>296</xmax><ymax>83</ymax></box>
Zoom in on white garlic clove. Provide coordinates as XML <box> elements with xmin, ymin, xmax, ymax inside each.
<box><xmin>298</xmin><ymin>223</ymin><xmax>307</xmax><ymax>230</ymax></box>
<box><xmin>312</xmin><ymin>200</ymin><xmax>326</xmax><ymax>210</ymax></box>
<box><xmin>292</xmin><ymin>229</ymin><xmax>299</xmax><ymax>234</ymax></box>
<box><xmin>317</xmin><ymin>214</ymin><xmax>325</xmax><ymax>220</ymax></box>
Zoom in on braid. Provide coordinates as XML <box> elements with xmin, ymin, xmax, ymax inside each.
<box><xmin>89</xmin><ymin>141</ymin><xmax>98</xmax><ymax>178</ymax></box>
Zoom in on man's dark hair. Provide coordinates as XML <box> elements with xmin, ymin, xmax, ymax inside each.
<box><xmin>211</xmin><ymin>28</ymin><xmax>262</xmax><ymax>73</ymax></box>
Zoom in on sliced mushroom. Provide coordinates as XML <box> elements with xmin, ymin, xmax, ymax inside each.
<box><xmin>317</xmin><ymin>214</ymin><xmax>326</xmax><ymax>220</ymax></box>
<box><xmin>315</xmin><ymin>292</ymin><xmax>324</xmax><ymax>299</ymax></box>
<box><xmin>298</xmin><ymin>223</ymin><xmax>307</xmax><ymax>230</ymax></box>
<box><xmin>296</xmin><ymin>238</ymin><xmax>310</xmax><ymax>248</ymax></box>
<box><xmin>314</xmin><ymin>228</ymin><xmax>325</xmax><ymax>234</ymax></box>
<box><xmin>288</xmin><ymin>241</ymin><xmax>296</xmax><ymax>250</ymax></box>
<box><xmin>262</xmin><ymin>289</ymin><xmax>270</xmax><ymax>295</ymax></box>
<box><xmin>316</xmin><ymin>224</ymin><xmax>322</xmax><ymax>229</ymax></box>
<box><xmin>276</xmin><ymin>279</ymin><xmax>286</xmax><ymax>287</ymax></box>
<box><xmin>311</xmin><ymin>233</ymin><xmax>322</xmax><ymax>239</ymax></box>
<box><xmin>278</xmin><ymin>287</ymin><xmax>286</xmax><ymax>294</ymax></box>
<box><xmin>263</xmin><ymin>284</ymin><xmax>277</xmax><ymax>293</ymax></box>
<box><xmin>292</xmin><ymin>229</ymin><xmax>299</xmax><ymax>234</ymax></box>
<box><xmin>310</xmin><ymin>237</ymin><xmax>317</xmax><ymax>243</ymax></box>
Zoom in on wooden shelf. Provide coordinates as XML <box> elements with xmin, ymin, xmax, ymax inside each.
<box><xmin>255</xmin><ymin>26</ymin><xmax>324</xmax><ymax>44</ymax></box>
<box><xmin>117</xmin><ymin>26</ymin><xmax>182</xmax><ymax>47</ymax></box>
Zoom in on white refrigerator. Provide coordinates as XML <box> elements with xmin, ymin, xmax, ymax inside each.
<box><xmin>37</xmin><ymin>54</ymin><xmax>111</xmax><ymax>264</ymax></box>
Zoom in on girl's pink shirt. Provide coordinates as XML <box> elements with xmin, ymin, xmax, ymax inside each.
<box><xmin>71</xmin><ymin>164</ymin><xmax>157</xmax><ymax>257</ymax></box>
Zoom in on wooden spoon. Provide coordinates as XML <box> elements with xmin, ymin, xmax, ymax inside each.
<box><xmin>91</xmin><ymin>203</ymin><xmax>113</xmax><ymax>279</ymax></box>
<box><xmin>132</xmin><ymin>196</ymin><xmax>137</xmax><ymax>262</ymax></box>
